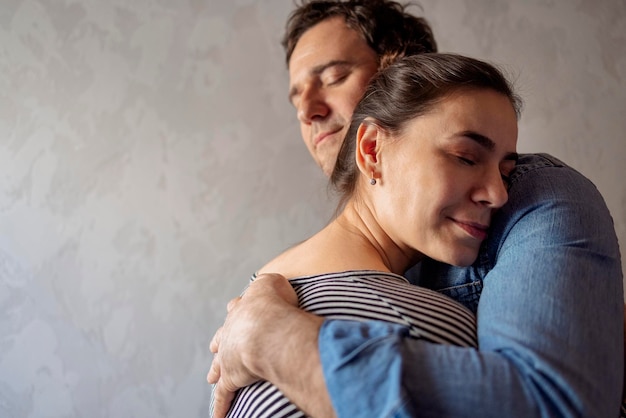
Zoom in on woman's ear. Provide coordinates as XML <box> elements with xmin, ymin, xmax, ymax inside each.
<box><xmin>355</xmin><ymin>120</ymin><xmax>383</xmax><ymax>180</ymax></box>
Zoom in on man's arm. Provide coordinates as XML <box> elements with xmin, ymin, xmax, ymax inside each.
<box><xmin>319</xmin><ymin>156</ymin><xmax>624</xmax><ymax>417</ymax></box>
<box><xmin>208</xmin><ymin>274</ymin><xmax>335</xmax><ymax>418</ymax></box>
<box><xmin>210</xmin><ymin>155</ymin><xmax>623</xmax><ymax>416</ymax></box>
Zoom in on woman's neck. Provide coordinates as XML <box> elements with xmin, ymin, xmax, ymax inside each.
<box><xmin>257</xmin><ymin>198</ymin><xmax>424</xmax><ymax>279</ymax></box>
<box><xmin>330</xmin><ymin>199</ymin><xmax>422</xmax><ymax>275</ymax></box>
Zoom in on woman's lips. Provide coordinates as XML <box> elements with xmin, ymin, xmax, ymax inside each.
<box><xmin>454</xmin><ymin>220</ymin><xmax>489</xmax><ymax>241</ymax></box>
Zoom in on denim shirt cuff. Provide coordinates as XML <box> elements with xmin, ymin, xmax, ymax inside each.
<box><xmin>319</xmin><ymin>319</ymin><xmax>413</xmax><ymax>418</ymax></box>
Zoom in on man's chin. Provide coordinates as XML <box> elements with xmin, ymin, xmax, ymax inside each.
<box><xmin>312</xmin><ymin>155</ymin><xmax>337</xmax><ymax>178</ymax></box>
<box><xmin>321</xmin><ymin>163</ymin><xmax>334</xmax><ymax>177</ymax></box>
<box><xmin>316</xmin><ymin>147</ymin><xmax>342</xmax><ymax>178</ymax></box>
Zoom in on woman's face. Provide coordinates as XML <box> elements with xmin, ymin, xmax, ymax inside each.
<box><xmin>374</xmin><ymin>89</ymin><xmax>518</xmax><ymax>267</ymax></box>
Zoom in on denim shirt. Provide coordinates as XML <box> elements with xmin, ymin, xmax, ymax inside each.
<box><xmin>318</xmin><ymin>154</ymin><xmax>624</xmax><ymax>417</ymax></box>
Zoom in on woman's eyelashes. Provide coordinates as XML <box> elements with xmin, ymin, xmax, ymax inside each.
<box><xmin>456</xmin><ymin>155</ymin><xmax>477</xmax><ymax>166</ymax></box>
<box><xmin>456</xmin><ymin>153</ymin><xmax>511</xmax><ymax>187</ymax></box>
<box><xmin>501</xmin><ymin>173</ymin><xmax>511</xmax><ymax>188</ymax></box>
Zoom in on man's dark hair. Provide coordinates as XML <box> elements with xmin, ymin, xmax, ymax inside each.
<box><xmin>282</xmin><ymin>0</ymin><xmax>437</xmax><ymax>68</ymax></box>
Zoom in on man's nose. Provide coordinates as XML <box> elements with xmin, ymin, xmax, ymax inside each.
<box><xmin>297</xmin><ymin>86</ymin><xmax>330</xmax><ymax>124</ymax></box>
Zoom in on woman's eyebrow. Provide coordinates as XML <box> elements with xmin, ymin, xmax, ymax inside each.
<box><xmin>459</xmin><ymin>130</ymin><xmax>518</xmax><ymax>162</ymax></box>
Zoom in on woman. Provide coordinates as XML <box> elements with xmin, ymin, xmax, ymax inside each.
<box><xmin>213</xmin><ymin>53</ymin><xmax>521</xmax><ymax>418</ymax></box>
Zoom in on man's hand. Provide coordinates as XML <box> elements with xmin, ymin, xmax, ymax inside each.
<box><xmin>207</xmin><ymin>298</ymin><xmax>247</xmax><ymax>418</ymax></box>
<box><xmin>207</xmin><ymin>273</ymin><xmax>300</xmax><ymax>418</ymax></box>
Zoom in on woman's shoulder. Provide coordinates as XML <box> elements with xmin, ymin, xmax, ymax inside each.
<box><xmin>258</xmin><ymin>242</ymin><xmax>389</xmax><ymax>279</ymax></box>
<box><xmin>256</xmin><ymin>243</ymin><xmax>302</xmax><ymax>278</ymax></box>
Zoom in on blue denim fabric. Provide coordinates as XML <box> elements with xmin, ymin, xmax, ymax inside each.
<box><xmin>319</xmin><ymin>154</ymin><xmax>624</xmax><ymax>417</ymax></box>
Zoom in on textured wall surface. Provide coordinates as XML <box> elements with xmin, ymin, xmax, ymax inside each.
<box><xmin>1</xmin><ymin>0</ymin><xmax>624</xmax><ymax>416</ymax></box>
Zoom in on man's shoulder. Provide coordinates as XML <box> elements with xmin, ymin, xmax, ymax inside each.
<box><xmin>516</xmin><ymin>152</ymin><xmax>567</xmax><ymax>166</ymax></box>
<box><xmin>512</xmin><ymin>153</ymin><xmax>572</xmax><ymax>179</ymax></box>
<box><xmin>494</xmin><ymin>152</ymin><xmax>618</xmax><ymax>261</ymax></box>
<box><xmin>508</xmin><ymin>152</ymin><xmax>603</xmax><ymax>203</ymax></box>
<box><xmin>506</xmin><ymin>152</ymin><xmax>605</xmax><ymax>206</ymax></box>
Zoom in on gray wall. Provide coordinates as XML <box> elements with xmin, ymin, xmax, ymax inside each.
<box><xmin>1</xmin><ymin>0</ymin><xmax>624</xmax><ymax>416</ymax></box>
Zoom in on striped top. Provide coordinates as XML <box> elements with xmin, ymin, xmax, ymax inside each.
<box><xmin>214</xmin><ymin>270</ymin><xmax>478</xmax><ymax>418</ymax></box>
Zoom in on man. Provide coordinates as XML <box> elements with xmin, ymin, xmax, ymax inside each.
<box><xmin>209</xmin><ymin>1</ymin><xmax>624</xmax><ymax>417</ymax></box>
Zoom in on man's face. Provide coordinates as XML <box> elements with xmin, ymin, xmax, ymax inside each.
<box><xmin>288</xmin><ymin>17</ymin><xmax>379</xmax><ymax>176</ymax></box>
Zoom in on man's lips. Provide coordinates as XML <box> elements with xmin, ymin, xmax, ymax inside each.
<box><xmin>314</xmin><ymin>127</ymin><xmax>342</xmax><ymax>146</ymax></box>
<box><xmin>453</xmin><ymin>219</ymin><xmax>489</xmax><ymax>240</ymax></box>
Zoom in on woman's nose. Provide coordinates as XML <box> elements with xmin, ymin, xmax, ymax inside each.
<box><xmin>474</xmin><ymin>169</ymin><xmax>509</xmax><ymax>209</ymax></box>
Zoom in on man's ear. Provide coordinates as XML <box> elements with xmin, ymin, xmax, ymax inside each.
<box><xmin>355</xmin><ymin>119</ymin><xmax>383</xmax><ymax>180</ymax></box>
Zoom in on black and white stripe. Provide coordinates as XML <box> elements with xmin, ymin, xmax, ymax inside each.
<box><xmin>214</xmin><ymin>270</ymin><xmax>477</xmax><ymax>418</ymax></box>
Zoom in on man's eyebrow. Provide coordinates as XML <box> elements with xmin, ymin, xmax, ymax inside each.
<box><xmin>288</xmin><ymin>60</ymin><xmax>352</xmax><ymax>102</ymax></box>
<box><xmin>460</xmin><ymin>130</ymin><xmax>519</xmax><ymax>161</ymax></box>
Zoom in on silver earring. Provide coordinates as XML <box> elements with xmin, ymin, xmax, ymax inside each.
<box><xmin>370</xmin><ymin>177</ymin><xmax>376</xmax><ymax>185</ymax></box>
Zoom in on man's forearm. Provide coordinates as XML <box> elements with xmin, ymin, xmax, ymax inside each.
<box><xmin>250</xmin><ymin>305</ymin><xmax>335</xmax><ymax>418</ymax></box>
<box><xmin>317</xmin><ymin>158</ymin><xmax>624</xmax><ymax>417</ymax></box>
<box><xmin>209</xmin><ymin>274</ymin><xmax>336</xmax><ymax>417</ymax></box>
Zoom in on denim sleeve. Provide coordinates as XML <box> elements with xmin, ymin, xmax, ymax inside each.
<box><xmin>319</xmin><ymin>160</ymin><xmax>624</xmax><ymax>417</ymax></box>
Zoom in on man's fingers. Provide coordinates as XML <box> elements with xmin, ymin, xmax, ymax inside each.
<box><xmin>208</xmin><ymin>325</ymin><xmax>224</xmax><ymax>385</ymax></box>
<box><xmin>212</xmin><ymin>380</ymin><xmax>236</xmax><ymax>418</ymax></box>
<box><xmin>226</xmin><ymin>297</ymin><xmax>241</xmax><ymax>313</ymax></box>
<box><xmin>210</xmin><ymin>327</ymin><xmax>222</xmax><ymax>354</ymax></box>
<box><xmin>211</xmin><ymin>296</ymin><xmax>241</xmax><ymax>356</ymax></box>
<box><xmin>207</xmin><ymin>354</ymin><xmax>220</xmax><ymax>384</ymax></box>
<box><xmin>250</xmin><ymin>273</ymin><xmax>298</xmax><ymax>306</ymax></box>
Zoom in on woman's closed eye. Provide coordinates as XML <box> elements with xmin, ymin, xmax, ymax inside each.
<box><xmin>500</xmin><ymin>162</ymin><xmax>517</xmax><ymax>189</ymax></box>
<box><xmin>501</xmin><ymin>173</ymin><xmax>511</xmax><ymax>188</ymax></box>
<box><xmin>456</xmin><ymin>155</ymin><xmax>477</xmax><ymax>166</ymax></box>
<box><xmin>455</xmin><ymin>154</ymin><xmax>512</xmax><ymax>188</ymax></box>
